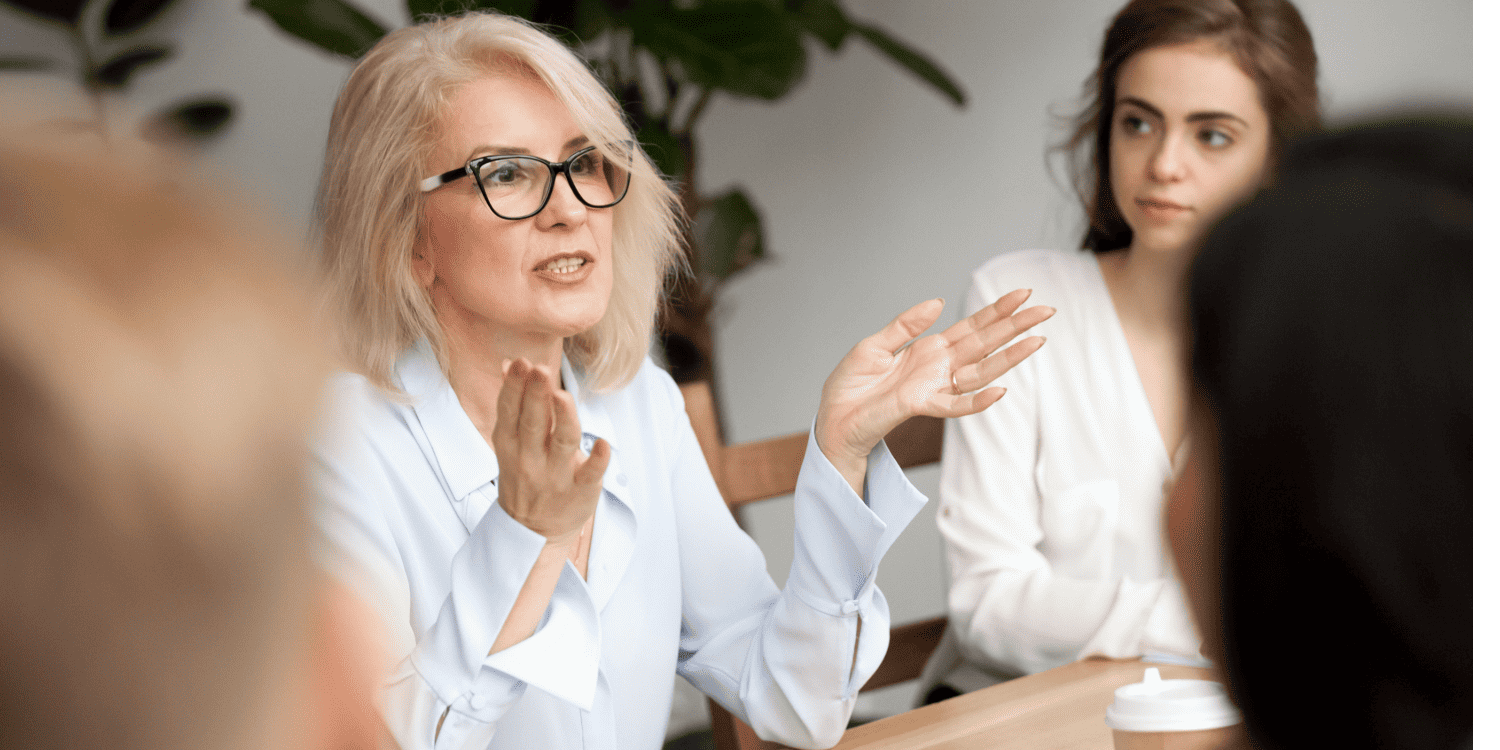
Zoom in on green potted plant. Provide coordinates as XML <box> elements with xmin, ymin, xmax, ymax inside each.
<box><xmin>0</xmin><ymin>0</ymin><xmax>234</xmax><ymax>141</ymax></box>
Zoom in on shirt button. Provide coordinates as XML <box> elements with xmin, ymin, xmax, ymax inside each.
<box><xmin>841</xmin><ymin>600</ymin><xmax>859</xmax><ymax>615</ymax></box>
<box><xmin>617</xmin><ymin>473</ymin><xmax>627</xmax><ymax>487</ymax></box>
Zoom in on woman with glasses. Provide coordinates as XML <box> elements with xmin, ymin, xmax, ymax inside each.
<box><xmin>311</xmin><ymin>12</ymin><xmax>1052</xmax><ymax>750</ymax></box>
<box><xmin>929</xmin><ymin>0</ymin><xmax>1321</xmax><ymax>699</ymax></box>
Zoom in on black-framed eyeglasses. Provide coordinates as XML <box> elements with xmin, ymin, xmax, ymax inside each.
<box><xmin>419</xmin><ymin>144</ymin><xmax>632</xmax><ymax>220</ymax></box>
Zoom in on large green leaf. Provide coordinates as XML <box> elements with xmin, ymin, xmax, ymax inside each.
<box><xmin>247</xmin><ymin>0</ymin><xmax>388</xmax><ymax>59</ymax></box>
<box><xmin>408</xmin><ymin>0</ymin><xmax>531</xmax><ymax>21</ymax></box>
<box><xmin>88</xmin><ymin>44</ymin><xmax>172</xmax><ymax>89</ymax></box>
<box><xmin>531</xmin><ymin>0</ymin><xmax>633</xmax><ymax>44</ymax></box>
<box><xmin>2</xmin><ymin>0</ymin><xmax>87</xmax><ymax>25</ymax></box>
<box><xmin>104</xmin><ymin>0</ymin><xmax>176</xmax><ymax>35</ymax></box>
<box><xmin>851</xmin><ymin>22</ymin><xmax>965</xmax><ymax>107</ymax></box>
<box><xmin>142</xmin><ymin>96</ymin><xmax>235</xmax><ymax>142</ymax></box>
<box><xmin>633</xmin><ymin>116</ymin><xmax>685</xmax><ymax>180</ymax></box>
<box><xmin>786</xmin><ymin>0</ymin><xmax>850</xmax><ymax>51</ymax></box>
<box><xmin>629</xmin><ymin>1</ymin><xmax>806</xmax><ymax>100</ymax></box>
<box><xmin>694</xmin><ymin>188</ymin><xmax>765</xmax><ymax>280</ymax></box>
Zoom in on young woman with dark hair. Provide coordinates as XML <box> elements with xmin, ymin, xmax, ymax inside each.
<box><xmin>929</xmin><ymin>0</ymin><xmax>1321</xmax><ymax>697</ymax></box>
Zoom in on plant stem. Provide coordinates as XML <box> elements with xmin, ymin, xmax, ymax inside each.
<box><xmin>679</xmin><ymin>87</ymin><xmax>713</xmax><ymax>136</ymax></box>
<box><xmin>662</xmin><ymin>70</ymin><xmax>680</xmax><ymax>126</ymax></box>
<box><xmin>605</xmin><ymin>28</ymin><xmax>625</xmax><ymax>91</ymax></box>
<box><xmin>68</xmin><ymin>24</ymin><xmax>106</xmax><ymax>141</ymax></box>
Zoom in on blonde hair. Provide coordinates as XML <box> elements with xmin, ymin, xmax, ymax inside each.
<box><xmin>318</xmin><ymin>11</ymin><xmax>685</xmax><ymax>393</ymax></box>
<box><xmin>0</xmin><ymin>131</ymin><xmax>329</xmax><ymax>750</ymax></box>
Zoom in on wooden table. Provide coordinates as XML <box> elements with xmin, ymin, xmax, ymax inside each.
<box><xmin>830</xmin><ymin>659</ymin><xmax>1216</xmax><ymax>749</ymax></box>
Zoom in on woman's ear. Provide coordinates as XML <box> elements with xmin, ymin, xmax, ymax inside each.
<box><xmin>412</xmin><ymin>228</ymin><xmax>436</xmax><ymax>289</ymax></box>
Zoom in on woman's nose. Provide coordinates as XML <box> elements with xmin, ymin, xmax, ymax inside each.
<box><xmin>1148</xmin><ymin>135</ymin><xmax>1189</xmax><ymax>183</ymax></box>
<box><xmin>535</xmin><ymin>170</ymin><xmax>588</xmax><ymax>228</ymax></box>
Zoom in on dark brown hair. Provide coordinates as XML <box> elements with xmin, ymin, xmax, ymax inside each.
<box><xmin>1063</xmin><ymin>0</ymin><xmax>1321</xmax><ymax>253</ymax></box>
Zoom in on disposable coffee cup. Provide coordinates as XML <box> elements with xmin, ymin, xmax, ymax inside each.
<box><xmin>1104</xmin><ymin>668</ymin><xmax>1243</xmax><ymax>750</ymax></box>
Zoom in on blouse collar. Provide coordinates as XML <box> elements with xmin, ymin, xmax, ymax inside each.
<box><xmin>395</xmin><ymin>342</ymin><xmax>624</xmax><ymax>512</ymax></box>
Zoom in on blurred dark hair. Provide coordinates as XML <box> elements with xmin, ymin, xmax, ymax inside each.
<box><xmin>1063</xmin><ymin>0</ymin><xmax>1321</xmax><ymax>253</ymax></box>
<box><xmin>1189</xmin><ymin>116</ymin><xmax>1471</xmax><ymax>750</ymax></box>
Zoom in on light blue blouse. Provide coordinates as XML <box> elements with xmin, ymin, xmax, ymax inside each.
<box><xmin>313</xmin><ymin>344</ymin><xmax>926</xmax><ymax>750</ymax></box>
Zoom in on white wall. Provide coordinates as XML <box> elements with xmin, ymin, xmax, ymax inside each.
<box><xmin>0</xmin><ymin>0</ymin><xmax>1470</xmax><ymax>734</ymax></box>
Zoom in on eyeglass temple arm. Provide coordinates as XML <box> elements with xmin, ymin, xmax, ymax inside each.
<box><xmin>419</xmin><ymin>165</ymin><xmax>470</xmax><ymax>193</ymax></box>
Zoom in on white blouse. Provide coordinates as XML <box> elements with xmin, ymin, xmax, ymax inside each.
<box><xmin>935</xmin><ymin>248</ymin><xmax>1201</xmax><ymax>683</ymax></box>
<box><xmin>312</xmin><ymin>344</ymin><xmax>926</xmax><ymax>750</ymax></box>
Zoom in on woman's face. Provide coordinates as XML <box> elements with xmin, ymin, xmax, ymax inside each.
<box><xmin>1109</xmin><ymin>40</ymin><xmax>1270</xmax><ymax>255</ymax></box>
<box><xmin>416</xmin><ymin>72</ymin><xmax>614</xmax><ymax>345</ymax></box>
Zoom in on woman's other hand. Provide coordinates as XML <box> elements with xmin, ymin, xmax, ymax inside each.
<box><xmin>493</xmin><ymin>358</ymin><xmax>611</xmax><ymax>544</ymax></box>
<box><xmin>815</xmin><ymin>289</ymin><xmax>1054</xmax><ymax>494</ymax></box>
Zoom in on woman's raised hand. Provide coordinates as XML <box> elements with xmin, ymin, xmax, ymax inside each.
<box><xmin>492</xmin><ymin>359</ymin><xmax>611</xmax><ymax>544</ymax></box>
<box><xmin>815</xmin><ymin>289</ymin><xmax>1054</xmax><ymax>493</ymax></box>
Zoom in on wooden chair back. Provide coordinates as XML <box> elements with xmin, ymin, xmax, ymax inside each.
<box><xmin>681</xmin><ymin>381</ymin><xmax>947</xmax><ymax>750</ymax></box>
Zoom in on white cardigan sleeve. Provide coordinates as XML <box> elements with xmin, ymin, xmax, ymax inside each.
<box><xmin>936</xmin><ymin>265</ymin><xmax>1199</xmax><ymax>678</ymax></box>
<box><xmin>663</xmin><ymin>379</ymin><xmax>927</xmax><ymax>749</ymax></box>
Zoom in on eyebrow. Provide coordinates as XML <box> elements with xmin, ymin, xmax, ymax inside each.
<box><xmin>465</xmin><ymin>135</ymin><xmax>592</xmax><ymax>162</ymax></box>
<box><xmin>1116</xmin><ymin>96</ymin><xmax>1249</xmax><ymax>126</ymax></box>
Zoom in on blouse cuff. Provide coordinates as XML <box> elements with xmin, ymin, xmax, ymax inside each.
<box><xmin>784</xmin><ymin>428</ymin><xmax>927</xmax><ymax>614</ymax></box>
<box><xmin>484</xmin><ymin>563</ymin><xmax>600</xmax><ymax>710</ymax></box>
<box><xmin>411</xmin><ymin>501</ymin><xmax>599</xmax><ymax>712</ymax></box>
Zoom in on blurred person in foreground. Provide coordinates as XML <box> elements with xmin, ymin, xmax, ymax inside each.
<box><xmin>1170</xmin><ymin>117</ymin><xmax>1471</xmax><ymax>749</ymax></box>
<box><xmin>0</xmin><ymin>129</ymin><xmax>391</xmax><ymax>750</ymax></box>
<box><xmin>310</xmin><ymin>10</ymin><xmax>1054</xmax><ymax>750</ymax></box>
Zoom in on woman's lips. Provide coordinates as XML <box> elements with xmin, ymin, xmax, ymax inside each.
<box><xmin>1136</xmin><ymin>197</ymin><xmax>1190</xmax><ymax>220</ymax></box>
<box><xmin>533</xmin><ymin>253</ymin><xmax>593</xmax><ymax>283</ymax></box>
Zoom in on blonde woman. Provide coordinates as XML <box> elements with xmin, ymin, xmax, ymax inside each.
<box><xmin>311</xmin><ymin>11</ymin><xmax>1053</xmax><ymax>750</ymax></box>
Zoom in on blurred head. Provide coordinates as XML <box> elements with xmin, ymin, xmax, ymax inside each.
<box><xmin>318</xmin><ymin>10</ymin><xmax>683</xmax><ymax>392</ymax></box>
<box><xmin>1065</xmin><ymin>0</ymin><xmax>1320</xmax><ymax>253</ymax></box>
<box><xmin>0</xmin><ymin>130</ymin><xmax>367</xmax><ymax>749</ymax></box>
<box><xmin>1174</xmin><ymin>117</ymin><xmax>1471</xmax><ymax>749</ymax></box>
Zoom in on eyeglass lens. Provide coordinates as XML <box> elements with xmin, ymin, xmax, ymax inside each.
<box><xmin>474</xmin><ymin>148</ymin><xmax>628</xmax><ymax>218</ymax></box>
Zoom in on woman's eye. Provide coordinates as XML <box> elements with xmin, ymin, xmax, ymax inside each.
<box><xmin>1200</xmin><ymin>129</ymin><xmax>1233</xmax><ymax>148</ymax></box>
<box><xmin>480</xmin><ymin>159</ymin><xmax>528</xmax><ymax>186</ymax></box>
<box><xmin>1122</xmin><ymin>115</ymin><xmax>1152</xmax><ymax>136</ymax></box>
<box><xmin>570</xmin><ymin>153</ymin><xmax>601</xmax><ymax>177</ymax></box>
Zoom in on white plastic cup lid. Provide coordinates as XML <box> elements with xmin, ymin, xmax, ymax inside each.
<box><xmin>1104</xmin><ymin>667</ymin><xmax>1243</xmax><ymax>732</ymax></box>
